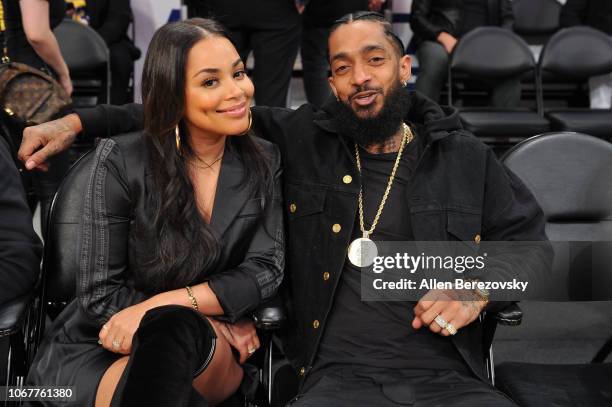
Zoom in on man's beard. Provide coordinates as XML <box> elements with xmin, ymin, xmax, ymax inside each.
<box><xmin>332</xmin><ymin>81</ymin><xmax>411</xmax><ymax>148</ymax></box>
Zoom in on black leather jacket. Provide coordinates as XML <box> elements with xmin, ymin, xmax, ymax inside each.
<box><xmin>409</xmin><ymin>0</ymin><xmax>514</xmax><ymax>48</ymax></box>
<box><xmin>77</xmin><ymin>133</ymin><xmax>285</xmax><ymax>325</ymax></box>
<box><xmin>76</xmin><ymin>90</ymin><xmax>551</xmax><ymax>387</ymax></box>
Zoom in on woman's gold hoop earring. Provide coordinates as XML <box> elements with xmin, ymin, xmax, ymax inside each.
<box><xmin>175</xmin><ymin>125</ymin><xmax>182</xmax><ymax>155</ymax></box>
<box><xmin>241</xmin><ymin>108</ymin><xmax>252</xmax><ymax>135</ymax></box>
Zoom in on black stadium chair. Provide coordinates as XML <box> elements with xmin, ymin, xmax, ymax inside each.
<box><xmin>495</xmin><ymin>132</ymin><xmax>612</xmax><ymax>407</ymax></box>
<box><xmin>28</xmin><ymin>135</ymin><xmax>284</xmax><ymax>406</ymax></box>
<box><xmin>512</xmin><ymin>0</ymin><xmax>562</xmax><ymax>45</ymax></box>
<box><xmin>538</xmin><ymin>27</ymin><xmax>612</xmax><ymax>140</ymax></box>
<box><xmin>448</xmin><ymin>27</ymin><xmax>550</xmax><ymax>153</ymax></box>
<box><xmin>53</xmin><ymin>19</ymin><xmax>110</xmax><ymax>108</ymax></box>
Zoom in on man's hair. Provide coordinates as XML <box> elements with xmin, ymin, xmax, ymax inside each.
<box><xmin>330</xmin><ymin>11</ymin><xmax>406</xmax><ymax>59</ymax></box>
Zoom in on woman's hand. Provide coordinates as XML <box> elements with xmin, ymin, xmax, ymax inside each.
<box><xmin>211</xmin><ymin>319</ymin><xmax>260</xmax><ymax>364</ymax></box>
<box><xmin>98</xmin><ymin>302</ymin><xmax>149</xmax><ymax>354</ymax></box>
<box><xmin>59</xmin><ymin>73</ymin><xmax>73</xmax><ymax>96</ymax></box>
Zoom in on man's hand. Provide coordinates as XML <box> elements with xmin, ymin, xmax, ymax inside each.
<box><xmin>211</xmin><ymin>319</ymin><xmax>260</xmax><ymax>364</ymax></box>
<box><xmin>98</xmin><ymin>302</ymin><xmax>150</xmax><ymax>354</ymax></box>
<box><xmin>412</xmin><ymin>289</ymin><xmax>487</xmax><ymax>336</ymax></box>
<box><xmin>18</xmin><ymin>113</ymin><xmax>82</xmax><ymax>171</ymax></box>
<box><xmin>437</xmin><ymin>32</ymin><xmax>458</xmax><ymax>54</ymax></box>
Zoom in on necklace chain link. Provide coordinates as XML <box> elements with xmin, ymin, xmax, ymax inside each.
<box><xmin>355</xmin><ymin>122</ymin><xmax>414</xmax><ymax>239</ymax></box>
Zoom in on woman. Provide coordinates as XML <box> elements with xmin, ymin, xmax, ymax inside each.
<box><xmin>1</xmin><ymin>0</ymin><xmax>73</xmax><ymax>231</ymax></box>
<box><xmin>26</xmin><ymin>18</ymin><xmax>284</xmax><ymax>407</ymax></box>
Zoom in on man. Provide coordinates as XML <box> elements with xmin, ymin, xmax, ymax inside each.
<box><xmin>410</xmin><ymin>0</ymin><xmax>518</xmax><ymax>107</ymax></box>
<box><xmin>560</xmin><ymin>0</ymin><xmax>612</xmax><ymax>109</ymax></box>
<box><xmin>19</xmin><ymin>12</ymin><xmax>550</xmax><ymax>405</ymax></box>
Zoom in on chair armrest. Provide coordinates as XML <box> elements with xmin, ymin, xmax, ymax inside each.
<box><xmin>490</xmin><ymin>303</ymin><xmax>522</xmax><ymax>326</ymax></box>
<box><xmin>253</xmin><ymin>305</ymin><xmax>286</xmax><ymax>331</ymax></box>
<box><xmin>0</xmin><ymin>294</ymin><xmax>32</xmax><ymax>337</ymax></box>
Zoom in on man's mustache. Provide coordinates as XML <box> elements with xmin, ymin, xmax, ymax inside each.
<box><xmin>349</xmin><ymin>85</ymin><xmax>384</xmax><ymax>102</ymax></box>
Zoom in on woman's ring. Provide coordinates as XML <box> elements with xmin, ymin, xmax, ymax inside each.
<box><xmin>112</xmin><ymin>339</ymin><xmax>122</xmax><ymax>349</ymax></box>
<box><xmin>248</xmin><ymin>347</ymin><xmax>257</xmax><ymax>355</ymax></box>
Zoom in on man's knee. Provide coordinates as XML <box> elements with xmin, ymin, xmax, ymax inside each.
<box><xmin>417</xmin><ymin>41</ymin><xmax>449</xmax><ymax>71</ymax></box>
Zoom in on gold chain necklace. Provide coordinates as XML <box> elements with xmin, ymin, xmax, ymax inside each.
<box><xmin>347</xmin><ymin>122</ymin><xmax>414</xmax><ymax>267</ymax></box>
<box><xmin>188</xmin><ymin>154</ymin><xmax>224</xmax><ymax>170</ymax></box>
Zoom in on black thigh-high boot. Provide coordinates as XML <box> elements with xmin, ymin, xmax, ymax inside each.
<box><xmin>109</xmin><ymin>305</ymin><xmax>217</xmax><ymax>407</ymax></box>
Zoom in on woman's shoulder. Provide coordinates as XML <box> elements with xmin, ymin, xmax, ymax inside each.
<box><xmin>94</xmin><ymin>131</ymin><xmax>149</xmax><ymax>178</ymax></box>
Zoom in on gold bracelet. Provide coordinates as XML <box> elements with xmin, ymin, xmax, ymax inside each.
<box><xmin>185</xmin><ymin>285</ymin><xmax>198</xmax><ymax>310</ymax></box>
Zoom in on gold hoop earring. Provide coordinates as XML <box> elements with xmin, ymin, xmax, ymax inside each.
<box><xmin>175</xmin><ymin>125</ymin><xmax>182</xmax><ymax>155</ymax></box>
<box><xmin>241</xmin><ymin>108</ymin><xmax>252</xmax><ymax>135</ymax></box>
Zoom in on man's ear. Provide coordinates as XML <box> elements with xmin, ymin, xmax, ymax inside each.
<box><xmin>328</xmin><ymin>77</ymin><xmax>339</xmax><ymax>101</ymax></box>
<box><xmin>399</xmin><ymin>54</ymin><xmax>412</xmax><ymax>84</ymax></box>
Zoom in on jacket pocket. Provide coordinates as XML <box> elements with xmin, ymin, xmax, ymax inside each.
<box><xmin>236</xmin><ymin>197</ymin><xmax>264</xmax><ymax>219</ymax></box>
<box><xmin>411</xmin><ymin>204</ymin><xmax>482</xmax><ymax>246</ymax></box>
<box><xmin>285</xmin><ymin>184</ymin><xmax>326</xmax><ymax>219</ymax></box>
<box><xmin>446</xmin><ymin>209</ymin><xmax>482</xmax><ymax>244</ymax></box>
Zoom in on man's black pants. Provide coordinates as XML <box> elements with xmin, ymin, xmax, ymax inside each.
<box><xmin>290</xmin><ymin>367</ymin><xmax>517</xmax><ymax>406</ymax></box>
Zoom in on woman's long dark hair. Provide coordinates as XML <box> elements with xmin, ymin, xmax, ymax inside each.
<box><xmin>133</xmin><ymin>18</ymin><xmax>271</xmax><ymax>293</ymax></box>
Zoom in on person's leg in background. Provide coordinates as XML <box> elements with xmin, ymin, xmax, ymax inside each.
<box><xmin>250</xmin><ymin>19</ymin><xmax>301</xmax><ymax>107</ymax></box>
<box><xmin>301</xmin><ymin>25</ymin><xmax>332</xmax><ymax>109</ymax></box>
<box><xmin>109</xmin><ymin>41</ymin><xmax>134</xmax><ymax>105</ymax></box>
<box><xmin>589</xmin><ymin>73</ymin><xmax>612</xmax><ymax>109</ymax></box>
<box><xmin>415</xmin><ymin>41</ymin><xmax>449</xmax><ymax>103</ymax></box>
<box><xmin>227</xmin><ymin>28</ymin><xmax>252</xmax><ymax>67</ymax></box>
<box><xmin>490</xmin><ymin>75</ymin><xmax>522</xmax><ymax>108</ymax></box>
<box><xmin>108</xmin><ymin>41</ymin><xmax>136</xmax><ymax>105</ymax></box>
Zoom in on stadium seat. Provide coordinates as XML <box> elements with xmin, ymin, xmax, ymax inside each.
<box><xmin>53</xmin><ymin>19</ymin><xmax>110</xmax><ymax>108</ymax></box>
<box><xmin>449</xmin><ymin>27</ymin><xmax>550</xmax><ymax>152</ymax></box>
<box><xmin>495</xmin><ymin>132</ymin><xmax>612</xmax><ymax>407</ymax></box>
<box><xmin>512</xmin><ymin>0</ymin><xmax>562</xmax><ymax>45</ymax></box>
<box><xmin>538</xmin><ymin>27</ymin><xmax>612</xmax><ymax>140</ymax></box>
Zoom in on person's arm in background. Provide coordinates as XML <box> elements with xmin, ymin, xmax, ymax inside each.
<box><xmin>499</xmin><ymin>0</ymin><xmax>514</xmax><ymax>30</ymax></box>
<box><xmin>560</xmin><ymin>0</ymin><xmax>588</xmax><ymax>27</ymax></box>
<box><xmin>93</xmin><ymin>0</ymin><xmax>131</xmax><ymax>45</ymax></box>
<box><xmin>410</xmin><ymin>0</ymin><xmax>457</xmax><ymax>53</ymax></box>
<box><xmin>20</xmin><ymin>0</ymin><xmax>72</xmax><ymax>95</ymax></box>
<box><xmin>0</xmin><ymin>137</ymin><xmax>42</xmax><ymax>306</ymax></box>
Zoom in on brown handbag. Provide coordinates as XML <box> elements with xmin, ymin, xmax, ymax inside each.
<box><xmin>0</xmin><ymin>9</ymin><xmax>72</xmax><ymax>127</ymax></box>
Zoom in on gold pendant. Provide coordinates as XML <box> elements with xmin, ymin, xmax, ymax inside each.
<box><xmin>347</xmin><ymin>236</ymin><xmax>378</xmax><ymax>268</ymax></box>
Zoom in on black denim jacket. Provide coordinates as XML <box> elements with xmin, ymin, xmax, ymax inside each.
<box><xmin>76</xmin><ymin>89</ymin><xmax>551</xmax><ymax>385</ymax></box>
